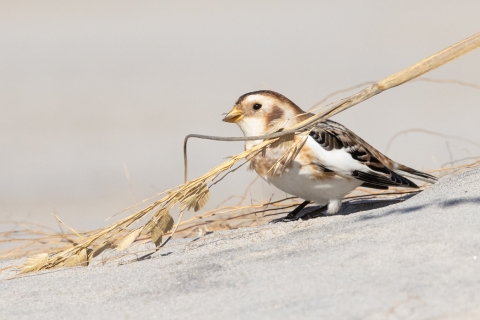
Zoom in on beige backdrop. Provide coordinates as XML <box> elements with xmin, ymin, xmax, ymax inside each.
<box><xmin>1</xmin><ymin>1</ymin><xmax>479</xmax><ymax>229</ymax></box>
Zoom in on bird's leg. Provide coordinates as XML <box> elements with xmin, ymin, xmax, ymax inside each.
<box><xmin>300</xmin><ymin>204</ymin><xmax>328</xmax><ymax>220</ymax></box>
<box><xmin>270</xmin><ymin>200</ymin><xmax>311</xmax><ymax>223</ymax></box>
<box><xmin>285</xmin><ymin>200</ymin><xmax>311</xmax><ymax>219</ymax></box>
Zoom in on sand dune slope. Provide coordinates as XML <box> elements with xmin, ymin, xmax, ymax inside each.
<box><xmin>1</xmin><ymin>168</ymin><xmax>480</xmax><ymax>319</ymax></box>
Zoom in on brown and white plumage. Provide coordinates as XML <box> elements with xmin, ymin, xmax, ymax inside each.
<box><xmin>223</xmin><ymin>90</ymin><xmax>437</xmax><ymax>216</ymax></box>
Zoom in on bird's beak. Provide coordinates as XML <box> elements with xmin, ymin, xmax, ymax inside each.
<box><xmin>222</xmin><ymin>108</ymin><xmax>244</xmax><ymax>123</ymax></box>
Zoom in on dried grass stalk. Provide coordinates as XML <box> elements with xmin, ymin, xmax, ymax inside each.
<box><xmin>268</xmin><ymin>132</ymin><xmax>310</xmax><ymax>176</ymax></box>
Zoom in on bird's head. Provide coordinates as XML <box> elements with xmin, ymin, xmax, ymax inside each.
<box><xmin>222</xmin><ymin>90</ymin><xmax>308</xmax><ymax>137</ymax></box>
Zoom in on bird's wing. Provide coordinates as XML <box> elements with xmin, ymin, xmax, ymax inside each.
<box><xmin>307</xmin><ymin>120</ymin><xmax>436</xmax><ymax>188</ymax></box>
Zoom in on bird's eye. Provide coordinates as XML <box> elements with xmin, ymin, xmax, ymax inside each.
<box><xmin>253</xmin><ymin>103</ymin><xmax>262</xmax><ymax>110</ymax></box>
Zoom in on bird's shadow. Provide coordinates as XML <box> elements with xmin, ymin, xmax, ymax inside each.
<box><xmin>299</xmin><ymin>194</ymin><xmax>417</xmax><ymax>220</ymax></box>
<box><xmin>357</xmin><ymin>195</ymin><xmax>480</xmax><ymax>221</ymax></box>
<box><xmin>300</xmin><ymin>194</ymin><xmax>480</xmax><ymax>221</ymax></box>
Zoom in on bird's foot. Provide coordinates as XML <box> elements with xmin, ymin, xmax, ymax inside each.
<box><xmin>300</xmin><ymin>205</ymin><xmax>329</xmax><ymax>220</ymax></box>
<box><xmin>269</xmin><ymin>200</ymin><xmax>311</xmax><ymax>223</ymax></box>
<box><xmin>269</xmin><ymin>213</ymin><xmax>302</xmax><ymax>223</ymax></box>
<box><xmin>269</xmin><ymin>210</ymin><xmax>326</xmax><ymax>223</ymax></box>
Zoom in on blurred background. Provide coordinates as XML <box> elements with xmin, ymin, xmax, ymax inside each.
<box><xmin>1</xmin><ymin>1</ymin><xmax>479</xmax><ymax>230</ymax></box>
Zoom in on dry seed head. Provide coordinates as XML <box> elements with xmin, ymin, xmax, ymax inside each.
<box><xmin>63</xmin><ymin>249</ymin><xmax>88</xmax><ymax>267</ymax></box>
<box><xmin>194</xmin><ymin>184</ymin><xmax>210</xmax><ymax>212</ymax></box>
<box><xmin>180</xmin><ymin>182</ymin><xmax>210</xmax><ymax>212</ymax></box>
<box><xmin>146</xmin><ymin>209</ymin><xmax>174</xmax><ymax>247</ymax></box>
<box><xmin>156</xmin><ymin>211</ymin><xmax>174</xmax><ymax>233</ymax></box>
<box><xmin>89</xmin><ymin>241</ymin><xmax>112</xmax><ymax>260</ymax></box>
<box><xmin>150</xmin><ymin>225</ymin><xmax>164</xmax><ymax>247</ymax></box>
<box><xmin>115</xmin><ymin>227</ymin><xmax>143</xmax><ymax>251</ymax></box>
<box><xmin>144</xmin><ymin>208</ymin><xmax>170</xmax><ymax>232</ymax></box>
<box><xmin>19</xmin><ymin>253</ymin><xmax>48</xmax><ymax>274</ymax></box>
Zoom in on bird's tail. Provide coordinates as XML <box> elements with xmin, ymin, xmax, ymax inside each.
<box><xmin>395</xmin><ymin>164</ymin><xmax>438</xmax><ymax>184</ymax></box>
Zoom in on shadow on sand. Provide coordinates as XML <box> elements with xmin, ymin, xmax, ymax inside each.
<box><xmin>299</xmin><ymin>194</ymin><xmax>480</xmax><ymax>221</ymax></box>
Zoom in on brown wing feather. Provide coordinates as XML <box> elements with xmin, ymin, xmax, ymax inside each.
<box><xmin>308</xmin><ymin>120</ymin><xmax>425</xmax><ymax>188</ymax></box>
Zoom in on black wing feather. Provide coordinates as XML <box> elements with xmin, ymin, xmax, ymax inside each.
<box><xmin>309</xmin><ymin>120</ymin><xmax>421</xmax><ymax>189</ymax></box>
<box><xmin>352</xmin><ymin>170</ymin><xmax>418</xmax><ymax>188</ymax></box>
<box><xmin>361</xmin><ymin>182</ymin><xmax>389</xmax><ymax>190</ymax></box>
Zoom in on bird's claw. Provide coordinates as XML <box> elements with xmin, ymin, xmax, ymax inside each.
<box><xmin>269</xmin><ymin>209</ymin><xmax>327</xmax><ymax>223</ymax></box>
<box><xmin>269</xmin><ymin>214</ymin><xmax>301</xmax><ymax>223</ymax></box>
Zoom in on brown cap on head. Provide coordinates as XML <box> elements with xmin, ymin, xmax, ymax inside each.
<box><xmin>233</xmin><ymin>90</ymin><xmax>298</xmax><ymax>108</ymax></box>
<box><xmin>223</xmin><ymin>90</ymin><xmax>305</xmax><ymax>122</ymax></box>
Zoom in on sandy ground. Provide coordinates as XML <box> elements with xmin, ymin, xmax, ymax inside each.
<box><xmin>1</xmin><ymin>168</ymin><xmax>480</xmax><ymax>319</ymax></box>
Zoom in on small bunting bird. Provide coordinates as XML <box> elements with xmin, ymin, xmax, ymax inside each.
<box><xmin>223</xmin><ymin>90</ymin><xmax>437</xmax><ymax>220</ymax></box>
